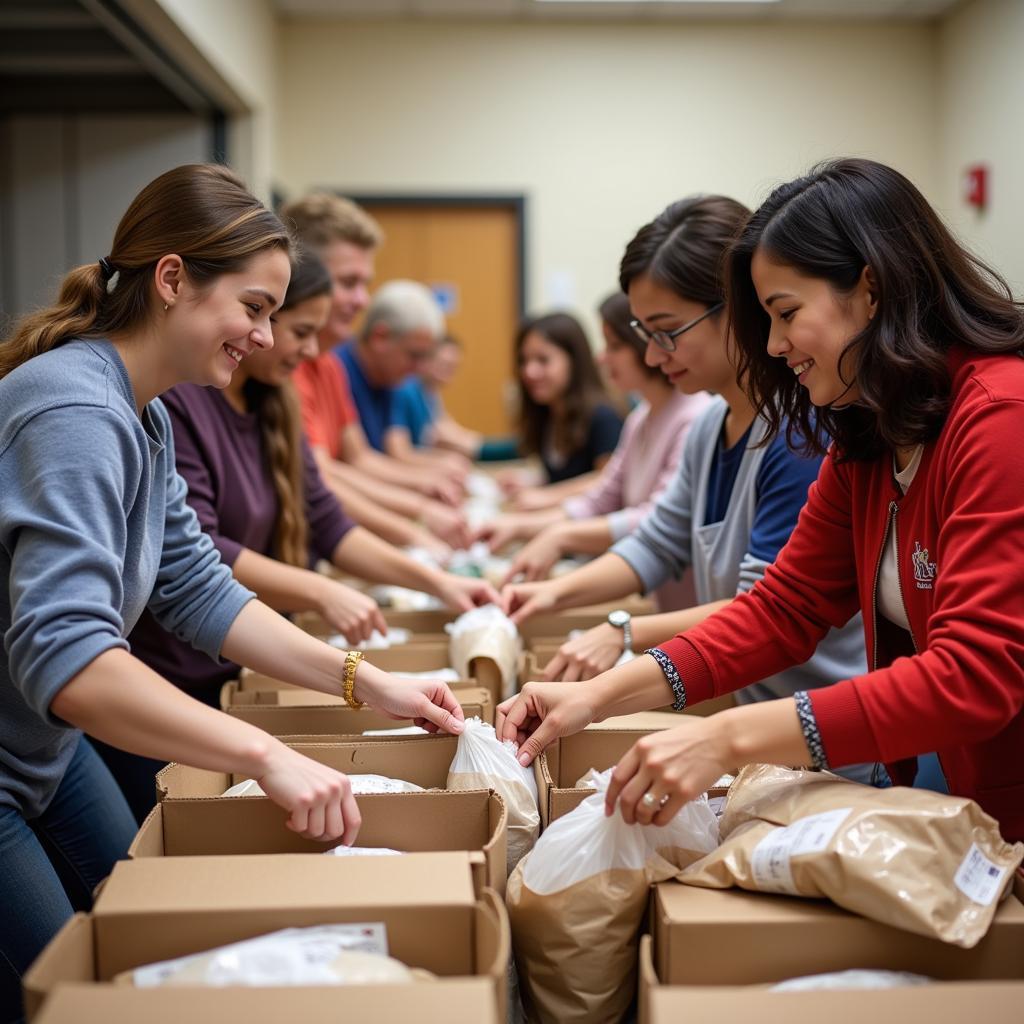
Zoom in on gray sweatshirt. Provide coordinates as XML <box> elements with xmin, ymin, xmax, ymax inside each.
<box><xmin>0</xmin><ymin>339</ymin><xmax>253</xmax><ymax>817</ymax></box>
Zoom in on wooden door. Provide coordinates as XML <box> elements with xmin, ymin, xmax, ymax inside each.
<box><xmin>353</xmin><ymin>199</ymin><xmax>523</xmax><ymax>436</ymax></box>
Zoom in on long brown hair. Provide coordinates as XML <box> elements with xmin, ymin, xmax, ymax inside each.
<box><xmin>515</xmin><ymin>312</ymin><xmax>609</xmax><ymax>458</ymax></box>
<box><xmin>728</xmin><ymin>158</ymin><xmax>1024</xmax><ymax>460</ymax></box>
<box><xmin>1</xmin><ymin>164</ymin><xmax>291</xmax><ymax>380</ymax></box>
<box><xmin>244</xmin><ymin>250</ymin><xmax>332</xmax><ymax>567</ymax></box>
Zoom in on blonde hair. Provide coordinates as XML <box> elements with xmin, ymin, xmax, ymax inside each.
<box><xmin>279</xmin><ymin>193</ymin><xmax>383</xmax><ymax>251</ymax></box>
<box><xmin>0</xmin><ymin>164</ymin><xmax>291</xmax><ymax>381</ymax></box>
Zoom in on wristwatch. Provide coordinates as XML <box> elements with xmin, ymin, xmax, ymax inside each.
<box><xmin>607</xmin><ymin>609</ymin><xmax>633</xmax><ymax>654</ymax></box>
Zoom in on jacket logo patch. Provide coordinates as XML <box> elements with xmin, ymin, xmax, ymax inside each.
<box><xmin>911</xmin><ymin>541</ymin><xmax>937</xmax><ymax>589</ymax></box>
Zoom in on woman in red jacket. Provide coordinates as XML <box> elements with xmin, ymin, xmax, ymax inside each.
<box><xmin>498</xmin><ymin>158</ymin><xmax>1024</xmax><ymax>842</ymax></box>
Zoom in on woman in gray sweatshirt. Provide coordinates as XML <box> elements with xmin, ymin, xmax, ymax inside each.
<box><xmin>0</xmin><ymin>164</ymin><xmax>466</xmax><ymax>1020</ymax></box>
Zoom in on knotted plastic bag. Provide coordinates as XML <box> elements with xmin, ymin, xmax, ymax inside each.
<box><xmin>447</xmin><ymin>604</ymin><xmax>522</xmax><ymax>701</ymax></box>
<box><xmin>680</xmin><ymin>764</ymin><xmax>1024</xmax><ymax>947</ymax></box>
<box><xmin>447</xmin><ymin>716</ymin><xmax>539</xmax><ymax>874</ymax></box>
<box><xmin>507</xmin><ymin>768</ymin><xmax>719</xmax><ymax>1024</ymax></box>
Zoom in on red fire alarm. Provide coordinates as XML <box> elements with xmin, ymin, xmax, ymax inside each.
<box><xmin>964</xmin><ymin>164</ymin><xmax>988</xmax><ymax>210</ymax></box>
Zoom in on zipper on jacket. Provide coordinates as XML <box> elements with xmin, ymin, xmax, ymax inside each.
<box><xmin>891</xmin><ymin>504</ymin><xmax>919</xmax><ymax>654</ymax></box>
<box><xmin>870</xmin><ymin>500</ymin><xmax>898</xmax><ymax>672</ymax></box>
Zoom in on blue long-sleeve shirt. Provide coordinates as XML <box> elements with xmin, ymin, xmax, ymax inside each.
<box><xmin>0</xmin><ymin>339</ymin><xmax>253</xmax><ymax>817</ymax></box>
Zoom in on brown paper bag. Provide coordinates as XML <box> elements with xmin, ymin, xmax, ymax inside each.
<box><xmin>680</xmin><ymin>764</ymin><xmax>1024</xmax><ymax>947</ymax></box>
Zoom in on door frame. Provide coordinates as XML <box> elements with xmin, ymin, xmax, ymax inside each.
<box><xmin>340</xmin><ymin>192</ymin><xmax>527</xmax><ymax>318</ymax></box>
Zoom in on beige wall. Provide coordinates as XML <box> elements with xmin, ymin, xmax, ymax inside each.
<box><xmin>276</xmin><ymin>18</ymin><xmax>937</xmax><ymax>337</ymax></box>
<box><xmin>938</xmin><ymin>0</ymin><xmax>1024</xmax><ymax>291</ymax></box>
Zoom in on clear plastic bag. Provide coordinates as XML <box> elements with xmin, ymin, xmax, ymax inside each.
<box><xmin>507</xmin><ymin>768</ymin><xmax>719</xmax><ymax>1024</ymax></box>
<box><xmin>447</xmin><ymin>605</ymin><xmax>522</xmax><ymax>700</ymax></box>
<box><xmin>447</xmin><ymin>717</ymin><xmax>539</xmax><ymax>874</ymax></box>
<box><xmin>128</xmin><ymin>925</ymin><xmax>419</xmax><ymax>987</ymax></box>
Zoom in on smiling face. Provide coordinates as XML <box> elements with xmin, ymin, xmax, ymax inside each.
<box><xmin>519</xmin><ymin>330</ymin><xmax>572</xmax><ymax>406</ymax></box>
<box><xmin>627</xmin><ymin>273</ymin><xmax>733</xmax><ymax>396</ymax></box>
<box><xmin>167</xmin><ymin>247</ymin><xmax>291</xmax><ymax>389</ymax></box>
<box><xmin>320</xmin><ymin>240</ymin><xmax>375</xmax><ymax>345</ymax></box>
<box><xmin>242</xmin><ymin>292</ymin><xmax>330</xmax><ymax>388</ymax></box>
<box><xmin>751</xmin><ymin>248</ymin><xmax>875</xmax><ymax>408</ymax></box>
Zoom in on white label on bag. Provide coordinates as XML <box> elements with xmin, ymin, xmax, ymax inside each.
<box><xmin>954</xmin><ymin>843</ymin><xmax>1007</xmax><ymax>906</ymax></box>
<box><xmin>751</xmin><ymin>807</ymin><xmax>852</xmax><ymax>896</ymax></box>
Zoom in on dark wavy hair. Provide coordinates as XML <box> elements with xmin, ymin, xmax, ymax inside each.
<box><xmin>729</xmin><ymin>157</ymin><xmax>1024</xmax><ymax>460</ymax></box>
<box><xmin>515</xmin><ymin>312</ymin><xmax>609</xmax><ymax>458</ymax></box>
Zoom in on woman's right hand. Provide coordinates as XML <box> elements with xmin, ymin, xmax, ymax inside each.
<box><xmin>257</xmin><ymin>742</ymin><xmax>361</xmax><ymax>844</ymax></box>
<box><xmin>316</xmin><ymin>578</ymin><xmax>388</xmax><ymax>644</ymax></box>
<box><xmin>422</xmin><ymin>502</ymin><xmax>472</xmax><ymax>551</ymax></box>
<box><xmin>500</xmin><ymin>578</ymin><xmax>561</xmax><ymax>625</ymax></box>
<box><xmin>496</xmin><ymin>680</ymin><xmax>602</xmax><ymax>766</ymax></box>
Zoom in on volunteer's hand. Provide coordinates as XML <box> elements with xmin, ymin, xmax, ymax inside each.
<box><xmin>355</xmin><ymin>661</ymin><xmax>466</xmax><ymax>736</ymax></box>
<box><xmin>495</xmin><ymin>680</ymin><xmax>601</xmax><ymax>766</ymax></box>
<box><xmin>511</xmin><ymin>487</ymin><xmax>554</xmax><ymax>512</ymax></box>
<box><xmin>502</xmin><ymin>531</ymin><xmax>562</xmax><ymax>584</ymax></box>
<box><xmin>416</xmin><ymin>474</ymin><xmax>464</xmax><ymax>507</ymax></box>
<box><xmin>500</xmin><ymin>579</ymin><xmax>561</xmax><ymax>626</ymax></box>
<box><xmin>605</xmin><ymin>717</ymin><xmax>730</xmax><ymax>827</ymax></box>
<box><xmin>435</xmin><ymin>574</ymin><xmax>502</xmax><ymax>612</ymax></box>
<box><xmin>474</xmin><ymin>514</ymin><xmax>532</xmax><ymax>553</ymax></box>
<box><xmin>409</xmin><ymin>526</ymin><xmax>453</xmax><ymax>564</ymax></box>
<box><xmin>544</xmin><ymin>623</ymin><xmax>623</xmax><ymax>681</ymax></box>
<box><xmin>494</xmin><ymin>467</ymin><xmax>535</xmax><ymax>497</ymax></box>
<box><xmin>423</xmin><ymin>502</ymin><xmax>472</xmax><ymax>551</ymax></box>
<box><xmin>257</xmin><ymin>743</ymin><xmax>361</xmax><ymax>844</ymax></box>
<box><xmin>315</xmin><ymin>578</ymin><xmax>388</xmax><ymax>645</ymax></box>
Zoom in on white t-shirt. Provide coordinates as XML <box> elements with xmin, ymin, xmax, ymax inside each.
<box><xmin>877</xmin><ymin>445</ymin><xmax>925</xmax><ymax>631</ymax></box>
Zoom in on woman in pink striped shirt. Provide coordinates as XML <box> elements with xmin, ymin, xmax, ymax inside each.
<box><xmin>481</xmin><ymin>293</ymin><xmax>711</xmax><ymax>608</ymax></box>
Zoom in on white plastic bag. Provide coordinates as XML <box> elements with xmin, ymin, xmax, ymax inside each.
<box><xmin>221</xmin><ymin>779</ymin><xmax>266</xmax><ymax>797</ymax></box>
<box><xmin>326</xmin><ymin>627</ymin><xmax>411</xmax><ymax>650</ymax></box>
<box><xmin>348</xmin><ymin>774</ymin><xmax>424</xmax><ymax>795</ymax></box>
<box><xmin>507</xmin><ymin>768</ymin><xmax>719</xmax><ymax>1023</ymax></box>
<box><xmin>447</xmin><ymin>717</ymin><xmax>539</xmax><ymax>874</ymax></box>
<box><xmin>362</xmin><ymin>725</ymin><xmax>429</xmax><ymax>736</ymax></box>
<box><xmin>128</xmin><ymin>925</ymin><xmax>416</xmax><ymax>987</ymax></box>
<box><xmin>771</xmin><ymin>970</ymin><xmax>933</xmax><ymax>992</ymax></box>
<box><xmin>447</xmin><ymin>604</ymin><xmax>522</xmax><ymax>701</ymax></box>
<box><xmin>324</xmin><ymin>846</ymin><xmax>405</xmax><ymax>858</ymax></box>
<box><xmin>393</xmin><ymin>668</ymin><xmax>461</xmax><ymax>682</ymax></box>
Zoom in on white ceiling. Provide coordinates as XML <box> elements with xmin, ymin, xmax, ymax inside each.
<box><xmin>271</xmin><ymin>0</ymin><xmax>962</xmax><ymax>22</ymax></box>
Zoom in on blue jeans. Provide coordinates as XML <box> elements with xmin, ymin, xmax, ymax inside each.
<box><xmin>0</xmin><ymin>734</ymin><xmax>136</xmax><ymax>1024</ymax></box>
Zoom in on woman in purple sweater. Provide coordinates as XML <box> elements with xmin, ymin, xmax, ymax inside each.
<box><xmin>103</xmin><ymin>253</ymin><xmax>497</xmax><ymax>820</ymax></box>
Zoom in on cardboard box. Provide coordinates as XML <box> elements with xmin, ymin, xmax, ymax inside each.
<box><xmin>636</xmin><ymin>934</ymin><xmax>1024</xmax><ymax>1024</ymax></box>
<box><xmin>34</xmin><ymin>981</ymin><xmax>499</xmax><ymax>1024</ymax></box>
<box><xmin>130</xmin><ymin>787</ymin><xmax>508</xmax><ymax>895</ymax></box>
<box><xmin>24</xmin><ymin>853</ymin><xmax>508</xmax><ymax>1021</ymax></box>
<box><xmin>220</xmin><ymin>680</ymin><xmax>493</xmax><ymax>731</ymax></box>
<box><xmin>647</xmin><ymin>874</ymin><xmax>1024</xmax><ymax>990</ymax></box>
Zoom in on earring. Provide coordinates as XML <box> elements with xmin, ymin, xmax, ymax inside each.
<box><xmin>163</xmin><ymin>303</ymin><xmax>169</xmax><ymax>312</ymax></box>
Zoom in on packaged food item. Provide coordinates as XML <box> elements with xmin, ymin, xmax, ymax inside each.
<box><xmin>771</xmin><ymin>970</ymin><xmax>933</xmax><ymax>992</ymax></box>
<box><xmin>680</xmin><ymin>764</ymin><xmax>1024</xmax><ymax>947</ymax></box>
<box><xmin>507</xmin><ymin>768</ymin><xmax>718</xmax><ymax>1023</ymax></box>
<box><xmin>447</xmin><ymin>605</ymin><xmax>522</xmax><ymax>701</ymax></box>
<box><xmin>447</xmin><ymin>717</ymin><xmax>539</xmax><ymax>873</ymax></box>
<box><xmin>122</xmin><ymin>925</ymin><xmax>427</xmax><ymax>987</ymax></box>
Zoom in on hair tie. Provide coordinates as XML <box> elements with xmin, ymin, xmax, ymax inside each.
<box><xmin>98</xmin><ymin>257</ymin><xmax>120</xmax><ymax>295</ymax></box>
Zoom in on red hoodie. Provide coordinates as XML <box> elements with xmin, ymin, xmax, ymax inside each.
<box><xmin>660</xmin><ymin>347</ymin><xmax>1024</xmax><ymax>841</ymax></box>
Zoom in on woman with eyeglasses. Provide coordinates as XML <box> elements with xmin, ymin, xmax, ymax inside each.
<box><xmin>477</xmin><ymin>293</ymin><xmax>711</xmax><ymax>607</ymax></box>
<box><xmin>497</xmin><ymin>162</ymin><xmax>1024</xmax><ymax>844</ymax></box>
<box><xmin>499</xmin><ymin>198</ymin><xmax>869</xmax><ymax>784</ymax></box>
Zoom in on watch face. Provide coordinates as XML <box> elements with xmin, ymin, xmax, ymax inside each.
<box><xmin>608</xmin><ymin>610</ymin><xmax>629</xmax><ymax>628</ymax></box>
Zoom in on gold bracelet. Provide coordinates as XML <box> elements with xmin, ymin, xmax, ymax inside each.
<box><xmin>343</xmin><ymin>650</ymin><xmax>365</xmax><ymax>709</ymax></box>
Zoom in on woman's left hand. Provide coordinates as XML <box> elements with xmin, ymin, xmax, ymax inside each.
<box><xmin>355</xmin><ymin>663</ymin><xmax>465</xmax><ymax>735</ymax></box>
<box><xmin>605</xmin><ymin>716</ymin><xmax>732</xmax><ymax>826</ymax></box>
<box><xmin>435</xmin><ymin>574</ymin><xmax>501</xmax><ymax>611</ymax></box>
<box><xmin>502</xmin><ymin>531</ymin><xmax>562</xmax><ymax>584</ymax></box>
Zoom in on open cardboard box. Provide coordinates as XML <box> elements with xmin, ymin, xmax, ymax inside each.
<box><xmin>637</xmin><ymin>933</ymin><xmax>1024</xmax><ymax>1024</ymax></box>
<box><xmin>130</xmin><ymin>787</ymin><xmax>508</xmax><ymax>895</ymax></box>
<box><xmin>636</xmin><ymin>872</ymin><xmax>1024</xmax><ymax>1023</ymax></box>
<box><xmin>33</xmin><ymin>980</ymin><xmax>499</xmax><ymax>1024</ymax></box>
<box><xmin>537</xmin><ymin>722</ymin><xmax>730</xmax><ymax>827</ymax></box>
<box><xmin>23</xmin><ymin>853</ymin><xmax>508</xmax><ymax>1022</ymax></box>
<box><xmin>220</xmin><ymin>680</ymin><xmax>493</xmax><ymax>731</ymax></box>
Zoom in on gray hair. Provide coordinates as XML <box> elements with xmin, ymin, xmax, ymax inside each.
<box><xmin>362</xmin><ymin>279</ymin><xmax>445</xmax><ymax>340</ymax></box>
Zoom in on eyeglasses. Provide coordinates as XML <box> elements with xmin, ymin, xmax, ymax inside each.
<box><xmin>629</xmin><ymin>302</ymin><xmax>724</xmax><ymax>353</ymax></box>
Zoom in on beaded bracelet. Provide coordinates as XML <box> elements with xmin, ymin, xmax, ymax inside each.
<box><xmin>343</xmin><ymin>649</ymin><xmax>365</xmax><ymax>709</ymax></box>
<box><xmin>645</xmin><ymin>648</ymin><xmax>687</xmax><ymax>711</ymax></box>
<box><xmin>793</xmin><ymin>690</ymin><xmax>829</xmax><ymax>770</ymax></box>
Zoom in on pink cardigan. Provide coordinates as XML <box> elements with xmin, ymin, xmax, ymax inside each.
<box><xmin>563</xmin><ymin>389</ymin><xmax>712</xmax><ymax>610</ymax></box>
